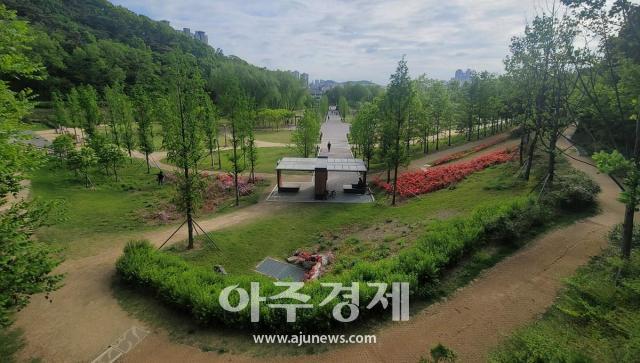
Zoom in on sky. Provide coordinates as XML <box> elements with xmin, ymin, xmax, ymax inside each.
<box><xmin>111</xmin><ymin>0</ymin><xmax>551</xmax><ymax>84</ymax></box>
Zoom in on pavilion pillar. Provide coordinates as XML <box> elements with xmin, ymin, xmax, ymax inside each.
<box><xmin>314</xmin><ymin>167</ymin><xmax>328</xmax><ymax>200</ymax></box>
<box><xmin>277</xmin><ymin>170</ymin><xmax>282</xmax><ymax>190</ymax></box>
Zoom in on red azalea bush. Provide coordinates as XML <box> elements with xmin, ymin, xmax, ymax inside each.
<box><xmin>214</xmin><ymin>173</ymin><xmax>262</xmax><ymax>196</ymax></box>
<box><xmin>431</xmin><ymin>137</ymin><xmax>509</xmax><ymax>166</ymax></box>
<box><xmin>375</xmin><ymin>148</ymin><xmax>517</xmax><ymax>198</ymax></box>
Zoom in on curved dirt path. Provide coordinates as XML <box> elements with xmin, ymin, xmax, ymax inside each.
<box><xmin>15</xmin><ymin>129</ymin><xmax>616</xmax><ymax>363</ymax></box>
<box><xmin>121</xmin><ymin>133</ymin><xmax>624</xmax><ymax>362</ymax></box>
<box><xmin>14</xmin><ymin>201</ymin><xmax>284</xmax><ymax>362</ymax></box>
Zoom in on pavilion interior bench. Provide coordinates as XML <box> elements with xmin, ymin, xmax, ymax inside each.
<box><xmin>343</xmin><ymin>184</ymin><xmax>366</xmax><ymax>194</ymax></box>
<box><xmin>278</xmin><ymin>184</ymin><xmax>301</xmax><ymax>193</ymax></box>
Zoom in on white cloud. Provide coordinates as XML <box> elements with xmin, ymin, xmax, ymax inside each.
<box><xmin>111</xmin><ymin>0</ymin><xmax>544</xmax><ymax>84</ymax></box>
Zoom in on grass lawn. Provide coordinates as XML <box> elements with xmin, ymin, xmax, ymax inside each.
<box><xmin>169</xmin><ymin>162</ymin><xmax>535</xmax><ymax>274</ymax></box>
<box><xmin>31</xmin><ymin>159</ymin><xmax>174</xmax><ymax>258</ymax></box>
<box><xmin>253</xmin><ymin>129</ymin><xmax>294</xmax><ymax>144</ymax></box>
<box><xmin>30</xmin><ymin>158</ymin><xmax>265</xmax><ymax>258</ymax></box>
<box><xmin>165</xmin><ymin>146</ymin><xmax>299</xmax><ymax>174</ymax></box>
<box><xmin>17</xmin><ymin>120</ymin><xmax>51</xmax><ymax>131</ymax></box>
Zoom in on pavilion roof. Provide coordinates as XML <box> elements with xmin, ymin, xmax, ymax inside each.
<box><xmin>276</xmin><ymin>157</ymin><xmax>367</xmax><ymax>172</ymax></box>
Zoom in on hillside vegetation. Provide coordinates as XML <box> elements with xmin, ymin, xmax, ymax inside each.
<box><xmin>2</xmin><ymin>0</ymin><xmax>309</xmax><ymax>109</ymax></box>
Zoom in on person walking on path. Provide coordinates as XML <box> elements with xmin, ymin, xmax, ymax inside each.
<box><xmin>156</xmin><ymin>170</ymin><xmax>165</xmax><ymax>185</ymax></box>
<box><xmin>327</xmin><ymin>141</ymin><xmax>331</xmax><ymax>152</ymax></box>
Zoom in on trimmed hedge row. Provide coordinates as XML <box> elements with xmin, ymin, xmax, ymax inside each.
<box><xmin>116</xmin><ymin>195</ymin><xmax>560</xmax><ymax>332</ymax></box>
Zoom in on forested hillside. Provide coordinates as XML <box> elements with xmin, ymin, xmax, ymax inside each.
<box><xmin>0</xmin><ymin>0</ymin><xmax>309</xmax><ymax>109</ymax></box>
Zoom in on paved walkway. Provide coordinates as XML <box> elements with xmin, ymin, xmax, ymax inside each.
<box><xmin>266</xmin><ymin>110</ymin><xmax>372</xmax><ymax>203</ymax></box>
<box><xmin>321</xmin><ymin>111</ymin><xmax>366</xmax><ymax>196</ymax></box>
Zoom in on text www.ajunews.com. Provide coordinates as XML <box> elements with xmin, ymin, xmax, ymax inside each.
<box><xmin>253</xmin><ymin>333</ymin><xmax>377</xmax><ymax>345</ymax></box>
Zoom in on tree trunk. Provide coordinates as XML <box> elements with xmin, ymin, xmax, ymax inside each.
<box><xmin>519</xmin><ymin>132</ymin><xmax>526</xmax><ymax>166</ymax></box>
<box><xmin>392</xmin><ymin>120</ymin><xmax>402</xmax><ymax>206</ymax></box>
<box><xmin>216</xmin><ymin>139</ymin><xmax>222</xmax><ymax>170</ymax></box>
<box><xmin>113</xmin><ymin>163</ymin><xmax>119</xmax><ymax>182</ymax></box>
<box><xmin>435</xmin><ymin>118</ymin><xmax>440</xmax><ymax>151</ymax></box>
<box><xmin>621</xmin><ymin>108</ymin><xmax>640</xmax><ymax>259</ymax></box>
<box><xmin>209</xmin><ymin>145</ymin><xmax>215</xmax><ymax>169</ymax></box>
<box><xmin>423</xmin><ymin>131</ymin><xmax>428</xmax><ymax>154</ymax></box>
<box><xmin>232</xmin><ymin>122</ymin><xmax>240</xmax><ymax>206</ymax></box>
<box><xmin>547</xmin><ymin>126</ymin><xmax>558</xmax><ymax>187</ymax></box>
<box><xmin>145</xmin><ymin>152</ymin><xmax>150</xmax><ymax>173</ymax></box>
<box><xmin>523</xmin><ymin>132</ymin><xmax>538</xmax><ymax>181</ymax></box>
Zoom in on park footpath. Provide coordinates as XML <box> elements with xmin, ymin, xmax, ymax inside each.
<box><xmin>13</xmin><ymin>124</ymin><xmax>623</xmax><ymax>362</ymax></box>
<box><xmin>318</xmin><ymin>110</ymin><xmax>363</xmax><ymax>193</ymax></box>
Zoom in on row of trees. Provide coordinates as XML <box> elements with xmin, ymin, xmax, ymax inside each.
<box><xmin>351</xmin><ymin>0</ymin><xmax>640</xmax><ymax>243</ymax></box>
<box><xmin>325</xmin><ymin>81</ymin><xmax>384</xmax><ymax>109</ymax></box>
<box><xmin>350</xmin><ymin>65</ymin><xmax>514</xmax><ymax>204</ymax></box>
<box><xmin>51</xmin><ymin>83</ymin><xmax>158</xmax><ymax>172</ymax></box>
<box><xmin>504</xmin><ymin>0</ymin><xmax>639</xmax><ymax>261</ymax></box>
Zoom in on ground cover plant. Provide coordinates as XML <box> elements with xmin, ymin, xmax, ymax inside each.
<box><xmin>375</xmin><ymin>148</ymin><xmax>517</xmax><ymax>198</ymax></box>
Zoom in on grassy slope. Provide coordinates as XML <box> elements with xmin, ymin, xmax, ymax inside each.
<box><xmin>31</xmin><ymin>159</ymin><xmax>173</xmax><ymax>258</ymax></box>
<box><xmin>167</xmin><ymin>146</ymin><xmax>297</xmax><ymax>174</ymax></box>
<box><xmin>30</xmin><ymin>158</ymin><xmax>264</xmax><ymax>258</ymax></box>
<box><xmin>171</xmin><ymin>162</ymin><xmax>534</xmax><ymax>274</ymax></box>
<box><xmin>115</xmin><ymin>159</ymin><xmax>588</xmax><ymax>357</ymax></box>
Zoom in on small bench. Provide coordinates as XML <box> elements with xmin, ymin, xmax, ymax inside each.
<box><xmin>278</xmin><ymin>183</ymin><xmax>301</xmax><ymax>193</ymax></box>
<box><xmin>343</xmin><ymin>184</ymin><xmax>366</xmax><ymax>194</ymax></box>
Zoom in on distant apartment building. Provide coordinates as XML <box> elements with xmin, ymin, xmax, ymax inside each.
<box><xmin>180</xmin><ymin>27</ymin><xmax>208</xmax><ymax>45</ymax></box>
<box><xmin>309</xmin><ymin>79</ymin><xmax>338</xmax><ymax>99</ymax></box>
<box><xmin>194</xmin><ymin>31</ymin><xmax>208</xmax><ymax>44</ymax></box>
<box><xmin>454</xmin><ymin>69</ymin><xmax>473</xmax><ymax>83</ymax></box>
<box><xmin>292</xmin><ymin>70</ymin><xmax>300</xmax><ymax>79</ymax></box>
<box><xmin>301</xmin><ymin>73</ymin><xmax>309</xmax><ymax>87</ymax></box>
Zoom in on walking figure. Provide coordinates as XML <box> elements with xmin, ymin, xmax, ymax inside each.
<box><xmin>157</xmin><ymin>170</ymin><xmax>165</xmax><ymax>185</ymax></box>
<box><xmin>327</xmin><ymin>141</ymin><xmax>332</xmax><ymax>152</ymax></box>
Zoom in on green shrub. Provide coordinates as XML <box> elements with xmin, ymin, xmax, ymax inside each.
<box><xmin>543</xmin><ymin>171</ymin><xmax>601</xmax><ymax>211</ymax></box>
<box><xmin>116</xmin><ymin>195</ymin><xmax>571</xmax><ymax>332</ymax></box>
<box><xmin>608</xmin><ymin>223</ymin><xmax>640</xmax><ymax>250</ymax></box>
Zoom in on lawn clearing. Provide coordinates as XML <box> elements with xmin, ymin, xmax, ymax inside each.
<box><xmin>165</xmin><ymin>146</ymin><xmax>298</xmax><ymax>174</ymax></box>
<box><xmin>115</xmin><ymin>156</ymin><xmax>597</xmax><ymax>353</ymax></box>
<box><xmin>253</xmin><ymin>129</ymin><xmax>294</xmax><ymax>144</ymax></box>
<box><xmin>30</xmin><ymin>158</ymin><xmax>264</xmax><ymax>258</ymax></box>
